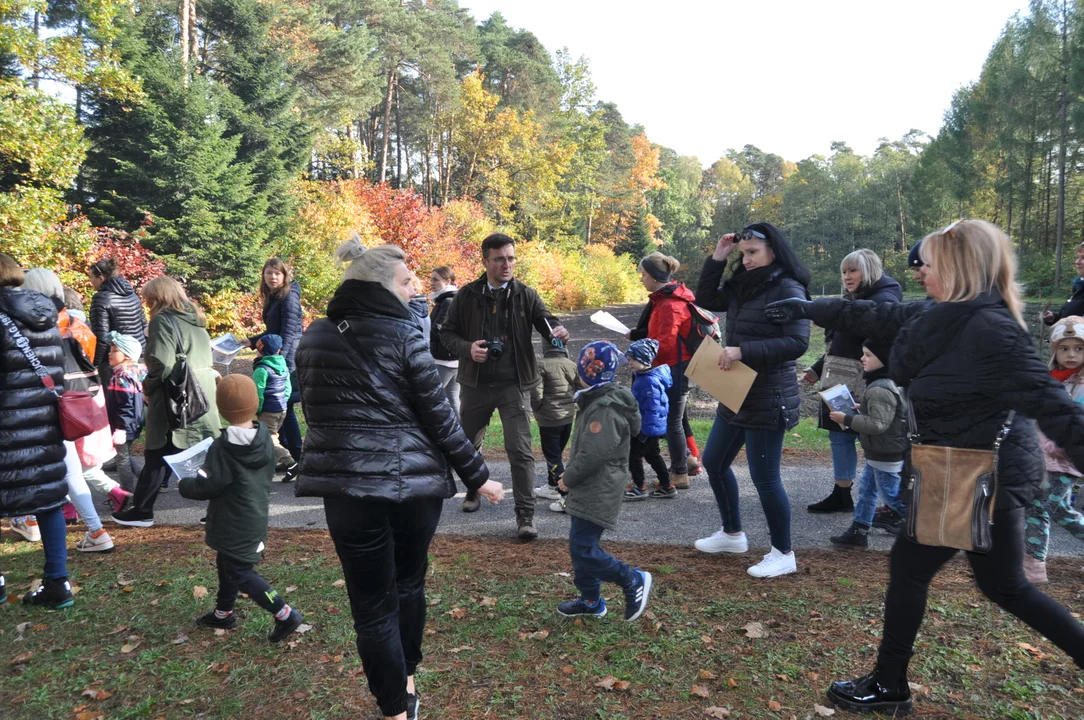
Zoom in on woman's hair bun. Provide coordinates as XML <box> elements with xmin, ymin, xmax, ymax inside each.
<box><xmin>335</xmin><ymin>234</ymin><xmax>367</xmax><ymax>263</ymax></box>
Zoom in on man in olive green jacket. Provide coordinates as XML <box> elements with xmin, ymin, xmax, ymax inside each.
<box><xmin>556</xmin><ymin>341</ymin><xmax>653</xmax><ymax>622</ymax></box>
<box><xmin>439</xmin><ymin>233</ymin><xmax>569</xmax><ymax>540</ymax></box>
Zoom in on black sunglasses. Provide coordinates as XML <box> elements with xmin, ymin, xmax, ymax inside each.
<box><xmin>736</xmin><ymin>228</ymin><xmax>768</xmax><ymax>242</ymax></box>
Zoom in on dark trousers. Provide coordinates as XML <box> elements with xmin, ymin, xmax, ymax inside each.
<box><xmin>702</xmin><ymin>414</ymin><xmax>791</xmax><ymax>553</ymax></box>
<box><xmin>132</xmin><ymin>440</ymin><xmax>180</xmax><ymax>514</ymax></box>
<box><xmin>460</xmin><ymin>383</ymin><xmax>535</xmax><ymax>511</ymax></box>
<box><xmin>325</xmin><ymin>496</ymin><xmax>442</xmax><ymax>718</ymax></box>
<box><xmin>876</xmin><ymin>507</ymin><xmax>1084</xmax><ymax>684</ymax></box>
<box><xmin>1</xmin><ymin>507</ymin><xmax>68</xmax><ymax>580</ymax></box>
<box><xmin>569</xmin><ymin>516</ymin><xmax>634</xmax><ymax>602</ymax></box>
<box><xmin>630</xmin><ymin>435</ymin><xmax>669</xmax><ymax>489</ymax></box>
<box><xmin>539</xmin><ymin>424</ymin><xmax>572</xmax><ymax>485</ymax></box>
<box><xmin>215</xmin><ymin>552</ymin><xmax>285</xmax><ymax>615</ymax></box>
<box><xmin>664</xmin><ymin>371</ymin><xmax>690</xmax><ymax>475</ymax></box>
<box><xmin>279</xmin><ymin>401</ymin><xmax>302</xmax><ymax>461</ymax></box>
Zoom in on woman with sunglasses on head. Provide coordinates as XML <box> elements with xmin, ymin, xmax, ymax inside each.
<box><xmin>766</xmin><ymin>219</ymin><xmax>1084</xmax><ymax>715</ymax></box>
<box><xmin>692</xmin><ymin>223</ymin><xmax>812</xmax><ymax>578</ymax></box>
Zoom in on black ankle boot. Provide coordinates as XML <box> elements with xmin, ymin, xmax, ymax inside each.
<box><xmin>830</xmin><ymin>523</ymin><xmax>869</xmax><ymax>548</ymax></box>
<box><xmin>827</xmin><ymin>671</ymin><xmax>912</xmax><ymax>715</ymax></box>
<box><xmin>808</xmin><ymin>484</ymin><xmax>855</xmax><ymax>514</ymax></box>
<box><xmin>22</xmin><ymin>577</ymin><xmax>74</xmax><ymax>609</ymax></box>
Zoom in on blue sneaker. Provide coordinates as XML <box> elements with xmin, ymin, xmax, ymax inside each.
<box><xmin>557</xmin><ymin>596</ymin><xmax>607</xmax><ymax>618</ymax></box>
<box><xmin>623</xmin><ymin>569</ymin><xmax>653</xmax><ymax>621</ymax></box>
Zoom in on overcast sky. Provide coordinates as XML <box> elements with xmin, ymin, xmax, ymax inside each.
<box><xmin>462</xmin><ymin>0</ymin><xmax>1032</xmax><ymax>165</ymax></box>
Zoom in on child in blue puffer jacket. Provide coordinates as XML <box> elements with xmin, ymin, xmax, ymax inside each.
<box><xmin>624</xmin><ymin>339</ymin><xmax>675</xmax><ymax>500</ymax></box>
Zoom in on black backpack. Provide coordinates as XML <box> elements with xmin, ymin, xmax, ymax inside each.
<box><xmin>162</xmin><ymin>315</ymin><xmax>210</xmax><ymax>431</ymax></box>
<box><xmin>677</xmin><ymin>298</ymin><xmax>722</xmax><ymax>358</ymax></box>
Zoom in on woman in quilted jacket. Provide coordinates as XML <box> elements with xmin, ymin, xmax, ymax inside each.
<box><xmin>0</xmin><ymin>254</ymin><xmax>74</xmax><ymax>609</ymax></box>
<box><xmin>295</xmin><ymin>240</ymin><xmax>504</xmax><ymax>720</ymax></box>
<box><xmin>87</xmin><ymin>256</ymin><xmax>148</xmax><ymax>379</ymax></box>
<box><xmin>767</xmin><ymin>219</ymin><xmax>1084</xmax><ymax>715</ymax></box>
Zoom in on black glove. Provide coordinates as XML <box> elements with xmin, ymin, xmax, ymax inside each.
<box><xmin>764</xmin><ymin>298</ymin><xmax>812</xmax><ymax>324</ymax></box>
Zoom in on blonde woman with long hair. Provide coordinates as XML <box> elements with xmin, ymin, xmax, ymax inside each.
<box><xmin>767</xmin><ymin>219</ymin><xmax>1084</xmax><ymax>715</ymax></box>
<box><xmin>112</xmin><ymin>276</ymin><xmax>221</xmax><ymax>527</ymax></box>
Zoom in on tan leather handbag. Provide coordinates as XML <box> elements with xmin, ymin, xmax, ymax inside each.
<box><xmin>902</xmin><ymin>394</ymin><xmax>1014</xmax><ymax>553</ymax></box>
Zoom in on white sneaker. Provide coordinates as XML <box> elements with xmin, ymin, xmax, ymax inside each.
<box><xmin>549</xmin><ymin>498</ymin><xmax>566</xmax><ymax>513</ymax></box>
<box><xmin>694</xmin><ymin>528</ymin><xmax>748</xmax><ymax>554</ymax></box>
<box><xmin>536</xmin><ymin>485</ymin><xmax>561</xmax><ymax>501</ymax></box>
<box><xmin>11</xmin><ymin>516</ymin><xmax>41</xmax><ymax>543</ymax></box>
<box><xmin>76</xmin><ymin>529</ymin><xmax>115</xmax><ymax>553</ymax></box>
<box><xmin>747</xmin><ymin>547</ymin><xmax>797</xmax><ymax>578</ymax></box>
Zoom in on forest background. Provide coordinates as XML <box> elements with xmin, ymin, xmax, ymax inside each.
<box><xmin>3</xmin><ymin>0</ymin><xmax>1084</xmax><ymax>334</ymax></box>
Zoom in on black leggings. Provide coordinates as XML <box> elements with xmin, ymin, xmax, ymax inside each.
<box><xmin>132</xmin><ymin>440</ymin><xmax>179</xmax><ymax>513</ymax></box>
<box><xmin>877</xmin><ymin>507</ymin><xmax>1084</xmax><ymax>683</ymax></box>
<box><xmin>215</xmin><ymin>552</ymin><xmax>285</xmax><ymax>615</ymax></box>
<box><xmin>630</xmin><ymin>436</ymin><xmax>669</xmax><ymax>488</ymax></box>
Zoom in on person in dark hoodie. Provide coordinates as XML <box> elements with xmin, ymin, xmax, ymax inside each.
<box><xmin>827</xmin><ymin>337</ymin><xmax>910</xmax><ymax>548</ymax></box>
<box><xmin>766</xmin><ymin>219</ymin><xmax>1084</xmax><ymax>715</ymax></box>
<box><xmin>179</xmin><ymin>373</ymin><xmax>304</xmax><ymax>642</ymax></box>
<box><xmin>88</xmin><ymin>257</ymin><xmax>148</xmax><ymax>381</ymax></box>
<box><xmin>251</xmin><ymin>258</ymin><xmax>304</xmax><ymax>468</ymax></box>
<box><xmin>295</xmin><ymin>239</ymin><xmax>503</xmax><ymax>720</ymax></box>
<box><xmin>0</xmin><ymin>253</ymin><xmax>74</xmax><ymax>609</ymax></box>
<box><xmin>530</xmin><ymin>337</ymin><xmax>579</xmax><ymax>506</ymax></box>
<box><xmin>112</xmin><ymin>276</ymin><xmax>221</xmax><ymax>527</ymax></box>
<box><xmin>555</xmin><ymin>341</ymin><xmax>652</xmax><ymax>622</ymax></box>
<box><xmin>1044</xmin><ymin>241</ymin><xmax>1084</xmax><ymax>326</ymax></box>
<box><xmin>692</xmin><ymin>223</ymin><xmax>812</xmax><ymax>579</ymax></box>
<box><xmin>804</xmin><ymin>249</ymin><xmax>903</xmax><ymax>514</ymax></box>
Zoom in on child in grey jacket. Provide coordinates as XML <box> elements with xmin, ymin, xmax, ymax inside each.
<box><xmin>555</xmin><ymin>341</ymin><xmax>652</xmax><ymax>622</ymax></box>
<box><xmin>827</xmin><ymin>338</ymin><xmax>909</xmax><ymax>548</ymax></box>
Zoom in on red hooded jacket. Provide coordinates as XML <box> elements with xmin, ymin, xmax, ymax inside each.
<box><xmin>631</xmin><ymin>282</ymin><xmax>696</xmax><ymax>368</ymax></box>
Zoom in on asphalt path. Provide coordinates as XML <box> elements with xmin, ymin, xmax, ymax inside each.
<box><xmin>101</xmin><ymin>460</ymin><xmax>1084</xmax><ymax>558</ymax></box>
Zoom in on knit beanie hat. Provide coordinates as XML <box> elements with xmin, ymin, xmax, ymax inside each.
<box><xmin>256</xmin><ymin>333</ymin><xmax>283</xmax><ymax>356</ymax></box>
<box><xmin>625</xmin><ymin>338</ymin><xmax>659</xmax><ymax>367</ymax></box>
<box><xmin>106</xmin><ymin>331</ymin><xmax>142</xmax><ymax>362</ymax></box>
<box><xmin>578</xmin><ymin>341</ymin><xmax>621</xmax><ymax>387</ymax></box>
<box><xmin>862</xmin><ymin>337</ymin><xmax>894</xmax><ymax>368</ymax></box>
<box><xmin>1049</xmin><ymin>316</ymin><xmax>1084</xmax><ymax>367</ymax></box>
<box><xmin>907</xmin><ymin>240</ymin><xmax>924</xmax><ymax>269</ymax></box>
<box><xmin>217</xmin><ymin>374</ymin><xmax>259</xmax><ymax>425</ymax></box>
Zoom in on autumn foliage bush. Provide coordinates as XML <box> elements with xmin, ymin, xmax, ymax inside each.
<box><xmin>517</xmin><ymin>242</ymin><xmax>645</xmax><ymax>312</ymax></box>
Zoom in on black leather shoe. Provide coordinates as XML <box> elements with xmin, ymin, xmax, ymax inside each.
<box><xmin>829</xmin><ymin>523</ymin><xmax>869</xmax><ymax>548</ymax></box>
<box><xmin>808</xmin><ymin>484</ymin><xmax>854</xmax><ymax>513</ymax></box>
<box><xmin>827</xmin><ymin>672</ymin><xmax>912</xmax><ymax>715</ymax></box>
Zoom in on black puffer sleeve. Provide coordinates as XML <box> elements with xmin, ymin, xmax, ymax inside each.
<box><xmin>402</xmin><ymin>331</ymin><xmax>489</xmax><ymax>490</ymax></box>
<box><xmin>695</xmin><ymin>257</ymin><xmax>730</xmax><ymax>313</ymax></box>
<box><xmin>806</xmin><ymin>298</ymin><xmax>927</xmax><ymax>344</ymax></box>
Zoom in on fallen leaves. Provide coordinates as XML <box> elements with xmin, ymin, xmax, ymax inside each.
<box><xmin>767</xmin><ymin>699</ymin><xmax>782</xmax><ymax>712</ymax></box>
<box><xmin>594</xmin><ymin>675</ymin><xmax>631</xmax><ymax>691</ymax></box>
<box><xmin>295</xmin><ymin>624</ymin><xmax>313</xmax><ymax>635</ymax></box>
<box><xmin>192</xmin><ymin>585</ymin><xmax>209</xmax><ymax>600</ymax></box>
<box><xmin>690</xmin><ymin>684</ymin><xmax>711</xmax><ymax>698</ymax></box>
<box><xmin>1017</xmin><ymin>642</ymin><xmax>1047</xmax><ymax>659</ymax></box>
<box><xmin>445</xmin><ymin>607</ymin><xmax>468</xmax><ymax>620</ymax></box>
<box><xmin>81</xmin><ymin>689</ymin><xmax>113</xmax><ymax>701</ymax></box>
<box><xmin>447</xmin><ymin>646</ymin><xmax>474</xmax><ymax>654</ymax></box>
<box><xmin>727</xmin><ymin>677</ymin><xmax>739</xmax><ymax>688</ymax></box>
<box><xmin>332</xmin><ymin>579</ymin><xmax>346</xmax><ymax>588</ymax></box>
<box><xmin>10</xmin><ymin>652</ymin><xmax>33</xmax><ymax>666</ymax></box>
<box><xmin>698</xmin><ymin>669</ymin><xmax>717</xmax><ymax>680</ymax></box>
<box><xmin>30</xmin><ymin>623</ymin><xmax>47</xmax><ymax>631</ymax></box>
<box><xmin>561</xmin><ymin>665</ymin><xmax>574</xmax><ymax>675</ymax></box>
<box><xmin>704</xmin><ymin>708</ymin><xmax>731</xmax><ymax>719</ymax></box>
<box><xmin>480</xmin><ymin>596</ymin><xmax>497</xmax><ymax>607</ymax></box>
<box><xmin>814</xmin><ymin>703</ymin><xmax>836</xmax><ymax>716</ymax></box>
<box><xmin>517</xmin><ymin>629</ymin><xmax>549</xmax><ymax>641</ymax></box>
<box><xmin>171</xmin><ymin>633</ymin><xmax>189</xmax><ymax>645</ymax></box>
<box><xmin>120</xmin><ymin>641</ymin><xmax>140</xmax><ymax>654</ymax></box>
<box><xmin>75</xmin><ymin>712</ymin><xmax>104</xmax><ymax>720</ymax></box>
<box><xmin>741</xmin><ymin>621</ymin><xmax>767</xmax><ymax>639</ymax></box>
<box><xmin>285</xmin><ymin>586</ymin><xmax>298</xmax><ymax>593</ymax></box>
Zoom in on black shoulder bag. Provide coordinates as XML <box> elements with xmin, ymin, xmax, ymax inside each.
<box><xmin>162</xmin><ymin>314</ymin><xmax>210</xmax><ymax>430</ymax></box>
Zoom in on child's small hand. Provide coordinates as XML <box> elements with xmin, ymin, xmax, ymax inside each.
<box><xmin>557</xmin><ymin>479</ymin><xmax>569</xmax><ymax>493</ymax></box>
<box><xmin>829</xmin><ymin>411</ymin><xmax>847</xmax><ymax>428</ymax></box>
<box><xmin>112</xmin><ymin>429</ymin><xmax>126</xmax><ymax>445</ymax></box>
<box><xmin>477</xmin><ymin>480</ymin><xmax>504</xmax><ymax>504</ymax></box>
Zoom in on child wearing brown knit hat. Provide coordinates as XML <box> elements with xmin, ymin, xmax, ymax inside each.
<box><xmin>178</xmin><ymin>374</ymin><xmax>304</xmax><ymax>642</ymax></box>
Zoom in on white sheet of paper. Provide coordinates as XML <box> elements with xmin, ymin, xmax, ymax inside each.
<box><xmin>590</xmin><ymin>311</ymin><xmax>631</xmax><ymax>336</ymax></box>
<box><xmin>163</xmin><ymin>436</ymin><xmax>215</xmax><ymax>481</ymax></box>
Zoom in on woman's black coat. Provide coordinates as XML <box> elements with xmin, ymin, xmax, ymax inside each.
<box><xmin>294</xmin><ymin>280</ymin><xmax>488</xmax><ymax>502</ymax></box>
<box><xmin>696</xmin><ymin>258</ymin><xmax>810</xmax><ymax>431</ymax></box>
<box><xmin>88</xmin><ymin>275</ymin><xmax>148</xmax><ymax>369</ymax></box>
<box><xmin>804</xmin><ymin>293</ymin><xmax>1084</xmax><ymax>511</ymax></box>
<box><xmin>0</xmin><ymin>288</ymin><xmax>68</xmax><ymax>517</ymax></box>
<box><xmin>260</xmin><ymin>281</ymin><xmax>303</xmax><ymax>371</ymax></box>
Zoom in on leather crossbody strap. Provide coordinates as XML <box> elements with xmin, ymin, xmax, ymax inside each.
<box><xmin>0</xmin><ymin>310</ymin><xmax>59</xmax><ymax>395</ymax></box>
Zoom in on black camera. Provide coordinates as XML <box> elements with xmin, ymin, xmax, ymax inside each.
<box><xmin>484</xmin><ymin>338</ymin><xmax>505</xmax><ymax>359</ymax></box>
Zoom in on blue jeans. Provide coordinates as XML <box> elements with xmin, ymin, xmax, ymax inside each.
<box><xmin>702</xmin><ymin>413</ymin><xmax>791</xmax><ymax>553</ymax></box>
<box><xmin>829</xmin><ymin>431</ymin><xmax>858</xmax><ymax>482</ymax></box>
<box><xmin>15</xmin><ymin>507</ymin><xmax>69</xmax><ymax>580</ymax></box>
<box><xmin>569</xmin><ymin>516</ymin><xmax>634</xmax><ymax>602</ymax></box>
<box><xmin>855</xmin><ymin>463</ymin><xmax>906</xmax><ymax>527</ymax></box>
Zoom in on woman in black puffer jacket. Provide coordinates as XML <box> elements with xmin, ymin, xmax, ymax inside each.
<box><xmin>767</xmin><ymin>220</ymin><xmax>1084</xmax><ymax>716</ymax></box>
<box><xmin>88</xmin><ymin>257</ymin><xmax>148</xmax><ymax>378</ymax></box>
<box><xmin>805</xmin><ymin>249</ymin><xmax>903</xmax><ymax>514</ymax></box>
<box><xmin>692</xmin><ymin>223</ymin><xmax>811</xmax><ymax>580</ymax></box>
<box><xmin>295</xmin><ymin>240</ymin><xmax>503</xmax><ymax>720</ymax></box>
<box><xmin>0</xmin><ymin>254</ymin><xmax>75</xmax><ymax>609</ymax></box>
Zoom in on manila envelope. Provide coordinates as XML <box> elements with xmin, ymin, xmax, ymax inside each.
<box><xmin>684</xmin><ymin>339</ymin><xmax>757</xmax><ymax>414</ymax></box>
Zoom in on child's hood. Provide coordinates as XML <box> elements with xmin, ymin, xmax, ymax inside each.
<box><xmin>255</xmin><ymin>354</ymin><xmax>289</xmax><ymax>373</ymax></box>
<box><xmin>577</xmin><ymin>382</ymin><xmax>639</xmax><ymax>418</ymax></box>
<box><xmin>220</xmin><ymin>423</ymin><xmax>274</xmax><ymax>470</ymax></box>
<box><xmin>640</xmin><ymin>364</ymin><xmax>672</xmax><ymax>388</ymax></box>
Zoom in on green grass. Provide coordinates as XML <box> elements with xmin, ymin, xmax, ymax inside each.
<box><xmin>3</xmin><ymin>528</ymin><xmax>1083</xmax><ymax>719</ymax></box>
